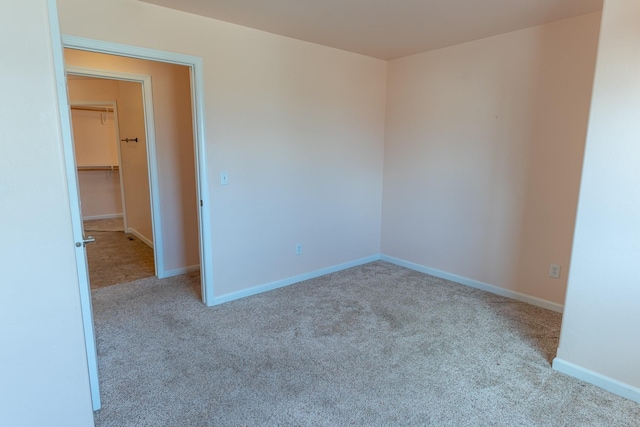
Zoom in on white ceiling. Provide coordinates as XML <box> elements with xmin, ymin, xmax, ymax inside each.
<box><xmin>139</xmin><ymin>0</ymin><xmax>602</xmax><ymax>60</ymax></box>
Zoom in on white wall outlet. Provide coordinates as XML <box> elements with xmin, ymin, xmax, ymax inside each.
<box><xmin>220</xmin><ymin>171</ymin><xmax>229</xmax><ymax>185</ymax></box>
<box><xmin>549</xmin><ymin>264</ymin><xmax>561</xmax><ymax>279</ymax></box>
<box><xmin>296</xmin><ymin>243</ymin><xmax>302</xmax><ymax>255</ymax></box>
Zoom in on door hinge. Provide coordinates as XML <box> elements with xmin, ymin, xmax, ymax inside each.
<box><xmin>200</xmin><ymin>200</ymin><xmax>203</xmax><ymax>207</ymax></box>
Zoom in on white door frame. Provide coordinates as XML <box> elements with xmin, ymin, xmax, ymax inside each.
<box><xmin>61</xmin><ymin>36</ymin><xmax>214</xmax><ymax>304</ymax></box>
<box><xmin>67</xmin><ymin>69</ymin><xmax>164</xmax><ymax>277</ymax></box>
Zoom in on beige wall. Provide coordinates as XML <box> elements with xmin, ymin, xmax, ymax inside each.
<box><xmin>116</xmin><ymin>80</ymin><xmax>154</xmax><ymax>242</ymax></box>
<box><xmin>0</xmin><ymin>1</ymin><xmax>94</xmax><ymax>425</ymax></box>
<box><xmin>381</xmin><ymin>13</ymin><xmax>601</xmax><ymax>307</ymax></box>
<box><xmin>556</xmin><ymin>0</ymin><xmax>640</xmax><ymax>398</ymax></box>
<box><xmin>72</xmin><ymin>109</ymin><xmax>118</xmax><ymax>166</ymax></box>
<box><xmin>57</xmin><ymin>0</ymin><xmax>388</xmax><ymax>296</ymax></box>
<box><xmin>65</xmin><ymin>49</ymin><xmax>198</xmax><ymax>271</ymax></box>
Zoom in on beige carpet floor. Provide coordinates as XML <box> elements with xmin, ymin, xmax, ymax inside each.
<box><xmin>91</xmin><ymin>261</ymin><xmax>640</xmax><ymax>426</ymax></box>
<box><xmin>84</xmin><ymin>218</ymin><xmax>155</xmax><ymax>289</ymax></box>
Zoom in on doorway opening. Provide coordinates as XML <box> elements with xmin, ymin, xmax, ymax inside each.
<box><xmin>61</xmin><ymin>37</ymin><xmax>214</xmax><ymax>305</ymax></box>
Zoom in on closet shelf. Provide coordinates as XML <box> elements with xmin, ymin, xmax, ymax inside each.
<box><xmin>77</xmin><ymin>165</ymin><xmax>119</xmax><ymax>172</ymax></box>
<box><xmin>71</xmin><ymin>105</ymin><xmax>114</xmax><ymax>113</ymax></box>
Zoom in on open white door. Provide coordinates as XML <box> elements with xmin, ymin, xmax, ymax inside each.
<box><xmin>47</xmin><ymin>0</ymin><xmax>101</xmax><ymax>411</ymax></box>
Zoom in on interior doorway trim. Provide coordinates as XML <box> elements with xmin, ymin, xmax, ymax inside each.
<box><xmin>62</xmin><ymin>36</ymin><xmax>214</xmax><ymax>306</ymax></box>
<box><xmin>67</xmin><ymin>67</ymin><xmax>164</xmax><ymax>278</ymax></box>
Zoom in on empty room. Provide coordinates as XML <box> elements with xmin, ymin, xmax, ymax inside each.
<box><xmin>2</xmin><ymin>0</ymin><xmax>639</xmax><ymax>426</ymax></box>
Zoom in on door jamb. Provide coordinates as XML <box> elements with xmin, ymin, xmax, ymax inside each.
<box><xmin>67</xmin><ymin>69</ymin><xmax>164</xmax><ymax>277</ymax></box>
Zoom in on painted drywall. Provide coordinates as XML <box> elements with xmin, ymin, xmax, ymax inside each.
<box><xmin>65</xmin><ymin>49</ymin><xmax>199</xmax><ymax>272</ymax></box>
<box><xmin>381</xmin><ymin>13</ymin><xmax>601</xmax><ymax>307</ymax></box>
<box><xmin>0</xmin><ymin>1</ymin><xmax>95</xmax><ymax>425</ymax></box>
<box><xmin>68</xmin><ymin>77</ymin><xmax>153</xmax><ymax>240</ymax></box>
<box><xmin>555</xmin><ymin>0</ymin><xmax>640</xmax><ymax>398</ymax></box>
<box><xmin>56</xmin><ymin>0</ymin><xmax>388</xmax><ymax>297</ymax></box>
<box><xmin>72</xmin><ymin>109</ymin><xmax>119</xmax><ymax>166</ymax></box>
<box><xmin>77</xmin><ymin>169</ymin><xmax>123</xmax><ymax>219</ymax></box>
<box><xmin>116</xmin><ymin>80</ymin><xmax>154</xmax><ymax>243</ymax></box>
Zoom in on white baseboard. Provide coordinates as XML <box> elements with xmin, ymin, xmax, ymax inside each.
<box><xmin>162</xmin><ymin>264</ymin><xmax>200</xmax><ymax>278</ymax></box>
<box><xmin>83</xmin><ymin>213</ymin><xmax>123</xmax><ymax>221</ymax></box>
<box><xmin>380</xmin><ymin>255</ymin><xmax>563</xmax><ymax>313</ymax></box>
<box><xmin>126</xmin><ymin>227</ymin><xmax>153</xmax><ymax>248</ymax></box>
<box><xmin>553</xmin><ymin>358</ymin><xmax>640</xmax><ymax>403</ymax></box>
<box><xmin>212</xmin><ymin>255</ymin><xmax>381</xmax><ymax>305</ymax></box>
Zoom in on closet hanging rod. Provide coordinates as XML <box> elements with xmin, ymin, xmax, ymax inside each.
<box><xmin>71</xmin><ymin>105</ymin><xmax>114</xmax><ymax>113</ymax></box>
<box><xmin>77</xmin><ymin>165</ymin><xmax>119</xmax><ymax>172</ymax></box>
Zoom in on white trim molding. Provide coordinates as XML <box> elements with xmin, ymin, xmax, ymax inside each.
<box><xmin>553</xmin><ymin>358</ymin><xmax>640</xmax><ymax>404</ymax></box>
<box><xmin>213</xmin><ymin>255</ymin><xmax>381</xmax><ymax>305</ymax></box>
<box><xmin>83</xmin><ymin>213</ymin><xmax>123</xmax><ymax>221</ymax></box>
<box><xmin>380</xmin><ymin>255</ymin><xmax>564</xmax><ymax>313</ymax></box>
<box><xmin>164</xmin><ymin>265</ymin><xmax>200</xmax><ymax>278</ymax></box>
<box><xmin>126</xmin><ymin>228</ymin><xmax>154</xmax><ymax>249</ymax></box>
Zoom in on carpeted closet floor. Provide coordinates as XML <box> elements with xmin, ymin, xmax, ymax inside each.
<box><xmin>84</xmin><ymin>218</ymin><xmax>155</xmax><ymax>289</ymax></box>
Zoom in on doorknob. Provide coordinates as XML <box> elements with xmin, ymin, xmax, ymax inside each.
<box><xmin>75</xmin><ymin>236</ymin><xmax>96</xmax><ymax>247</ymax></box>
